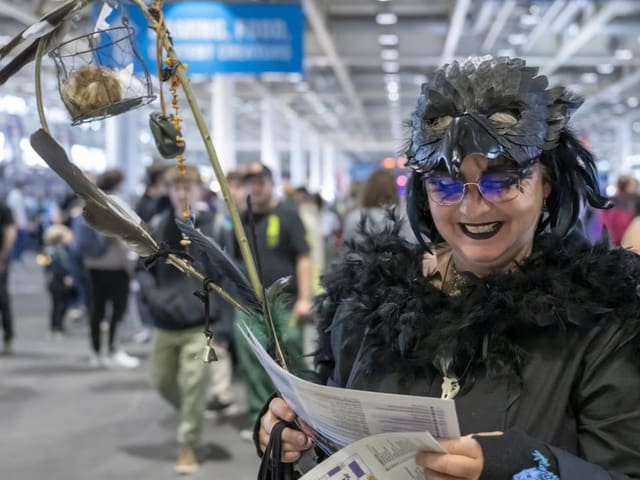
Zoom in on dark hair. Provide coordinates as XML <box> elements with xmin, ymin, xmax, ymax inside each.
<box><xmin>146</xmin><ymin>160</ymin><xmax>171</xmax><ymax>186</ymax></box>
<box><xmin>361</xmin><ymin>170</ymin><xmax>400</xmax><ymax>208</ymax></box>
<box><xmin>96</xmin><ymin>169</ymin><xmax>124</xmax><ymax>192</ymax></box>
<box><xmin>407</xmin><ymin>129</ymin><xmax>611</xmax><ymax>247</ymax></box>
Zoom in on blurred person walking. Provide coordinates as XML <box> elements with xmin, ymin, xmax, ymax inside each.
<box><xmin>133</xmin><ymin>160</ymin><xmax>172</xmax><ymax>344</ymax></box>
<box><xmin>138</xmin><ymin>165</ymin><xmax>220</xmax><ymax>474</ymax></box>
<box><xmin>42</xmin><ymin>224</ymin><xmax>77</xmax><ymax>337</ymax></box>
<box><xmin>0</xmin><ymin>200</ymin><xmax>16</xmax><ymax>354</ymax></box>
<box><xmin>601</xmin><ymin>174</ymin><xmax>639</xmax><ymax>245</ymax></box>
<box><xmin>204</xmin><ymin>171</ymin><xmax>246</xmax><ymax>418</ymax></box>
<box><xmin>342</xmin><ymin>169</ymin><xmax>415</xmax><ymax>244</ymax></box>
<box><xmin>233</xmin><ymin>163</ymin><xmax>312</xmax><ymax>439</ymax></box>
<box><xmin>6</xmin><ymin>180</ymin><xmax>29</xmax><ymax>262</ymax></box>
<box><xmin>74</xmin><ymin>170</ymin><xmax>138</xmax><ymax>369</ymax></box>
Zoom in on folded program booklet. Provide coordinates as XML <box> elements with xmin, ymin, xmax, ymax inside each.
<box><xmin>300</xmin><ymin>431</ymin><xmax>444</xmax><ymax>480</ymax></box>
<box><xmin>237</xmin><ymin>321</ymin><xmax>460</xmax><ymax>456</ymax></box>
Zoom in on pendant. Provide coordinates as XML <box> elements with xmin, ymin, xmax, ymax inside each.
<box><xmin>198</xmin><ymin>336</ymin><xmax>218</xmax><ymax>363</ymax></box>
<box><xmin>440</xmin><ymin>375</ymin><xmax>460</xmax><ymax>400</ymax></box>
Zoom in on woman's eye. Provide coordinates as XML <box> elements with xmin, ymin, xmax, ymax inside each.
<box><xmin>424</xmin><ymin>115</ymin><xmax>453</xmax><ymax>132</ymax></box>
<box><xmin>488</xmin><ymin>111</ymin><xmax>518</xmax><ymax>128</ymax></box>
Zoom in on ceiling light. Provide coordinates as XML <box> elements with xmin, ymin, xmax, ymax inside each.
<box><xmin>384</xmin><ymin>74</ymin><xmax>400</xmax><ymax>83</ymax></box>
<box><xmin>580</xmin><ymin>72</ymin><xmax>598</xmax><ymax>84</ymax></box>
<box><xmin>376</xmin><ymin>13</ymin><xmax>398</xmax><ymax>25</ymax></box>
<box><xmin>380</xmin><ymin>49</ymin><xmax>399</xmax><ymax>61</ymax></box>
<box><xmin>378</xmin><ymin>0</ymin><xmax>392</xmax><ymax>2</ymax></box>
<box><xmin>596</xmin><ymin>64</ymin><xmax>614</xmax><ymax>74</ymax></box>
<box><xmin>382</xmin><ymin>62</ymin><xmax>400</xmax><ymax>73</ymax></box>
<box><xmin>519</xmin><ymin>14</ymin><xmax>538</xmax><ymax>27</ymax></box>
<box><xmin>386</xmin><ymin>82</ymin><xmax>399</xmax><ymax>93</ymax></box>
<box><xmin>378</xmin><ymin>34</ymin><xmax>399</xmax><ymax>46</ymax></box>
<box><xmin>507</xmin><ymin>33</ymin><xmax>527</xmax><ymax>46</ymax></box>
<box><xmin>388</xmin><ymin>91</ymin><xmax>400</xmax><ymax>102</ymax></box>
<box><xmin>566</xmin><ymin>23</ymin><xmax>579</xmax><ymax>36</ymax></box>
<box><xmin>627</xmin><ymin>97</ymin><xmax>639</xmax><ymax>108</ymax></box>
<box><xmin>615</xmin><ymin>49</ymin><xmax>633</xmax><ymax>61</ymax></box>
<box><xmin>497</xmin><ymin>48</ymin><xmax>516</xmax><ymax>57</ymax></box>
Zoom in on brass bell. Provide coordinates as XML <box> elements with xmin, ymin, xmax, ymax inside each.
<box><xmin>198</xmin><ymin>337</ymin><xmax>218</xmax><ymax>363</ymax></box>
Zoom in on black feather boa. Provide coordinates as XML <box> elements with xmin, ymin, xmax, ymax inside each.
<box><xmin>315</xmin><ymin>219</ymin><xmax>640</xmax><ymax>386</ymax></box>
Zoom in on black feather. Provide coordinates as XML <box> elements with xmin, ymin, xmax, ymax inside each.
<box><xmin>175</xmin><ymin>217</ymin><xmax>260</xmax><ymax>311</ymax></box>
<box><xmin>29</xmin><ymin>128</ymin><xmax>159</xmax><ymax>256</ymax></box>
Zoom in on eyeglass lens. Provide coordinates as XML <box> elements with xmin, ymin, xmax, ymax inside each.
<box><xmin>425</xmin><ymin>173</ymin><xmax>521</xmax><ymax>205</ymax></box>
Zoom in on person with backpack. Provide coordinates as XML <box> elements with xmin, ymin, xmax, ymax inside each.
<box><xmin>73</xmin><ymin>170</ymin><xmax>139</xmax><ymax>369</ymax></box>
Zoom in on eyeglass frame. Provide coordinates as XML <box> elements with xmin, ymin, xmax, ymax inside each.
<box><xmin>423</xmin><ymin>167</ymin><xmax>534</xmax><ymax>206</ymax></box>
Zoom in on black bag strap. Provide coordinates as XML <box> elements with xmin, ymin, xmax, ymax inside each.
<box><xmin>258</xmin><ymin>420</ymin><xmax>297</xmax><ymax>480</ymax></box>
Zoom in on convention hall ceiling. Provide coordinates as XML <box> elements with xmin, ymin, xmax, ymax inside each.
<box><xmin>1</xmin><ymin>0</ymin><xmax>639</xmax><ymax>159</ymax></box>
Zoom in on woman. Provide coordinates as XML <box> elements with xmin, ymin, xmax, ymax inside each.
<box><xmin>342</xmin><ymin>169</ymin><xmax>414</xmax><ymax>244</ymax></box>
<box><xmin>257</xmin><ymin>56</ymin><xmax>640</xmax><ymax>478</ymax></box>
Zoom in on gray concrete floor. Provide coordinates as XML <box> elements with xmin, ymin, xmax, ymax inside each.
<box><xmin>0</xmin><ymin>254</ymin><xmax>260</xmax><ymax>479</ymax></box>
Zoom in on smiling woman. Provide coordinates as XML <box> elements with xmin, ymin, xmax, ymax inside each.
<box><xmin>255</xmin><ymin>56</ymin><xmax>640</xmax><ymax>480</ymax></box>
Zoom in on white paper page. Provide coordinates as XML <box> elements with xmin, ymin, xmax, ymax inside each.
<box><xmin>299</xmin><ymin>431</ymin><xmax>444</xmax><ymax>480</ymax></box>
<box><xmin>238</xmin><ymin>322</ymin><xmax>459</xmax><ymax>453</ymax></box>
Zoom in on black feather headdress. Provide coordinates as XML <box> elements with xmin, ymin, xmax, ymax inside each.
<box><xmin>404</xmin><ymin>55</ymin><xmax>610</xmax><ymax>245</ymax></box>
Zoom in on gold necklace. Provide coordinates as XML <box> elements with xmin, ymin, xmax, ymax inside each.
<box><xmin>441</xmin><ymin>255</ymin><xmax>464</xmax><ymax>296</ymax></box>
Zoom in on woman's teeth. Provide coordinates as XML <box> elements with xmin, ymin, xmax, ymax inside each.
<box><xmin>464</xmin><ymin>222</ymin><xmax>500</xmax><ymax>234</ymax></box>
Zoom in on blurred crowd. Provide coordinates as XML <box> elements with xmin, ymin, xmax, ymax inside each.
<box><xmin>0</xmin><ymin>161</ymin><xmax>638</xmax><ymax>474</ymax></box>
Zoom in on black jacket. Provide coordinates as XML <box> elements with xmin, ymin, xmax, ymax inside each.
<box><xmin>138</xmin><ymin>207</ymin><xmax>221</xmax><ymax>331</ymax></box>
<box><xmin>312</xmin><ymin>225</ymin><xmax>640</xmax><ymax>478</ymax></box>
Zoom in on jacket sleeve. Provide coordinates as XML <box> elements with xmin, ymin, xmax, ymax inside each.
<box><xmin>478</xmin><ymin>325</ymin><xmax>640</xmax><ymax>479</ymax></box>
<box><xmin>562</xmin><ymin>325</ymin><xmax>640</xmax><ymax>478</ymax></box>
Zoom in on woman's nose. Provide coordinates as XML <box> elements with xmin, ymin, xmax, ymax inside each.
<box><xmin>458</xmin><ymin>183</ymin><xmax>491</xmax><ymax>217</ymax></box>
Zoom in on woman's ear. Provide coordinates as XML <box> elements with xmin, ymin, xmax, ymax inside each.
<box><xmin>543</xmin><ymin>181</ymin><xmax>552</xmax><ymax>199</ymax></box>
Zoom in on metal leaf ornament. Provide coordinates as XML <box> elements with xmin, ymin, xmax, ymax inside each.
<box><xmin>30</xmin><ymin>128</ymin><xmax>159</xmax><ymax>257</ymax></box>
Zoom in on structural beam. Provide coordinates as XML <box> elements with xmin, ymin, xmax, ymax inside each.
<box><xmin>481</xmin><ymin>0</ymin><xmax>515</xmax><ymax>52</ymax></box>
<box><xmin>0</xmin><ymin>1</ymin><xmax>37</xmax><ymax>25</ymax></box>
<box><xmin>541</xmin><ymin>1</ymin><xmax>640</xmax><ymax>76</ymax></box>
<box><xmin>523</xmin><ymin>0</ymin><xmax>566</xmax><ymax>53</ymax></box>
<box><xmin>440</xmin><ymin>0</ymin><xmax>472</xmax><ymax>65</ymax></box>
<box><xmin>301</xmin><ymin>0</ymin><xmax>374</xmax><ymax>139</ymax></box>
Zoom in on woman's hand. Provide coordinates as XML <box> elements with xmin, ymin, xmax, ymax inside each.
<box><xmin>258</xmin><ymin>397</ymin><xmax>313</xmax><ymax>463</ymax></box>
<box><xmin>415</xmin><ymin>434</ymin><xmax>495</xmax><ymax>480</ymax></box>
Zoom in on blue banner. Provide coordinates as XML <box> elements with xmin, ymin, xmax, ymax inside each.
<box><xmin>127</xmin><ymin>2</ymin><xmax>304</xmax><ymax>75</ymax></box>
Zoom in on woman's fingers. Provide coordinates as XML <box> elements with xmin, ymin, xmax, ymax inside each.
<box><xmin>416</xmin><ymin>452</ymin><xmax>479</xmax><ymax>479</ymax></box>
<box><xmin>258</xmin><ymin>398</ymin><xmax>312</xmax><ymax>462</ymax></box>
<box><xmin>415</xmin><ymin>435</ymin><xmax>484</xmax><ymax>480</ymax></box>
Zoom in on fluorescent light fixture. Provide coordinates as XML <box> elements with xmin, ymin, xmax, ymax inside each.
<box><xmin>520</xmin><ymin>14</ymin><xmax>538</xmax><ymax>27</ymax></box>
<box><xmin>386</xmin><ymin>82</ymin><xmax>399</xmax><ymax>93</ymax></box>
<box><xmin>378</xmin><ymin>33</ymin><xmax>399</xmax><ymax>46</ymax></box>
<box><xmin>376</xmin><ymin>13</ymin><xmax>398</xmax><ymax>25</ymax></box>
<box><xmin>382</xmin><ymin>62</ymin><xmax>400</xmax><ymax>73</ymax></box>
<box><xmin>627</xmin><ymin>97</ymin><xmax>639</xmax><ymax>108</ymax></box>
<box><xmin>497</xmin><ymin>48</ymin><xmax>516</xmax><ymax>57</ymax></box>
<box><xmin>385</xmin><ymin>73</ymin><xmax>400</xmax><ymax>83</ymax></box>
<box><xmin>596</xmin><ymin>64</ymin><xmax>614</xmax><ymax>74</ymax></box>
<box><xmin>380</xmin><ymin>49</ymin><xmax>399</xmax><ymax>61</ymax></box>
<box><xmin>580</xmin><ymin>72</ymin><xmax>598</xmax><ymax>84</ymax></box>
<box><xmin>507</xmin><ymin>33</ymin><xmax>527</xmax><ymax>46</ymax></box>
<box><xmin>615</xmin><ymin>49</ymin><xmax>633</xmax><ymax>61</ymax></box>
<box><xmin>566</xmin><ymin>23</ymin><xmax>579</xmax><ymax>36</ymax></box>
<box><xmin>388</xmin><ymin>91</ymin><xmax>400</xmax><ymax>102</ymax></box>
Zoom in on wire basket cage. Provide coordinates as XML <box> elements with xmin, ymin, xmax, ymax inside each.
<box><xmin>49</xmin><ymin>25</ymin><xmax>156</xmax><ymax>125</ymax></box>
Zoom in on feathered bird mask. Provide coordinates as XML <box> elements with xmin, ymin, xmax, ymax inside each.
<box><xmin>405</xmin><ymin>55</ymin><xmax>610</xmax><ymax>245</ymax></box>
<box><xmin>406</xmin><ymin>55</ymin><xmax>583</xmax><ymax>175</ymax></box>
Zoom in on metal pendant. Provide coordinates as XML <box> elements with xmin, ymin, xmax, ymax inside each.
<box><xmin>198</xmin><ymin>337</ymin><xmax>218</xmax><ymax>363</ymax></box>
<box><xmin>440</xmin><ymin>375</ymin><xmax>460</xmax><ymax>400</ymax></box>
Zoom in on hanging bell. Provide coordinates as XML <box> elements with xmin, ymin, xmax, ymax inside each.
<box><xmin>198</xmin><ymin>336</ymin><xmax>218</xmax><ymax>363</ymax></box>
